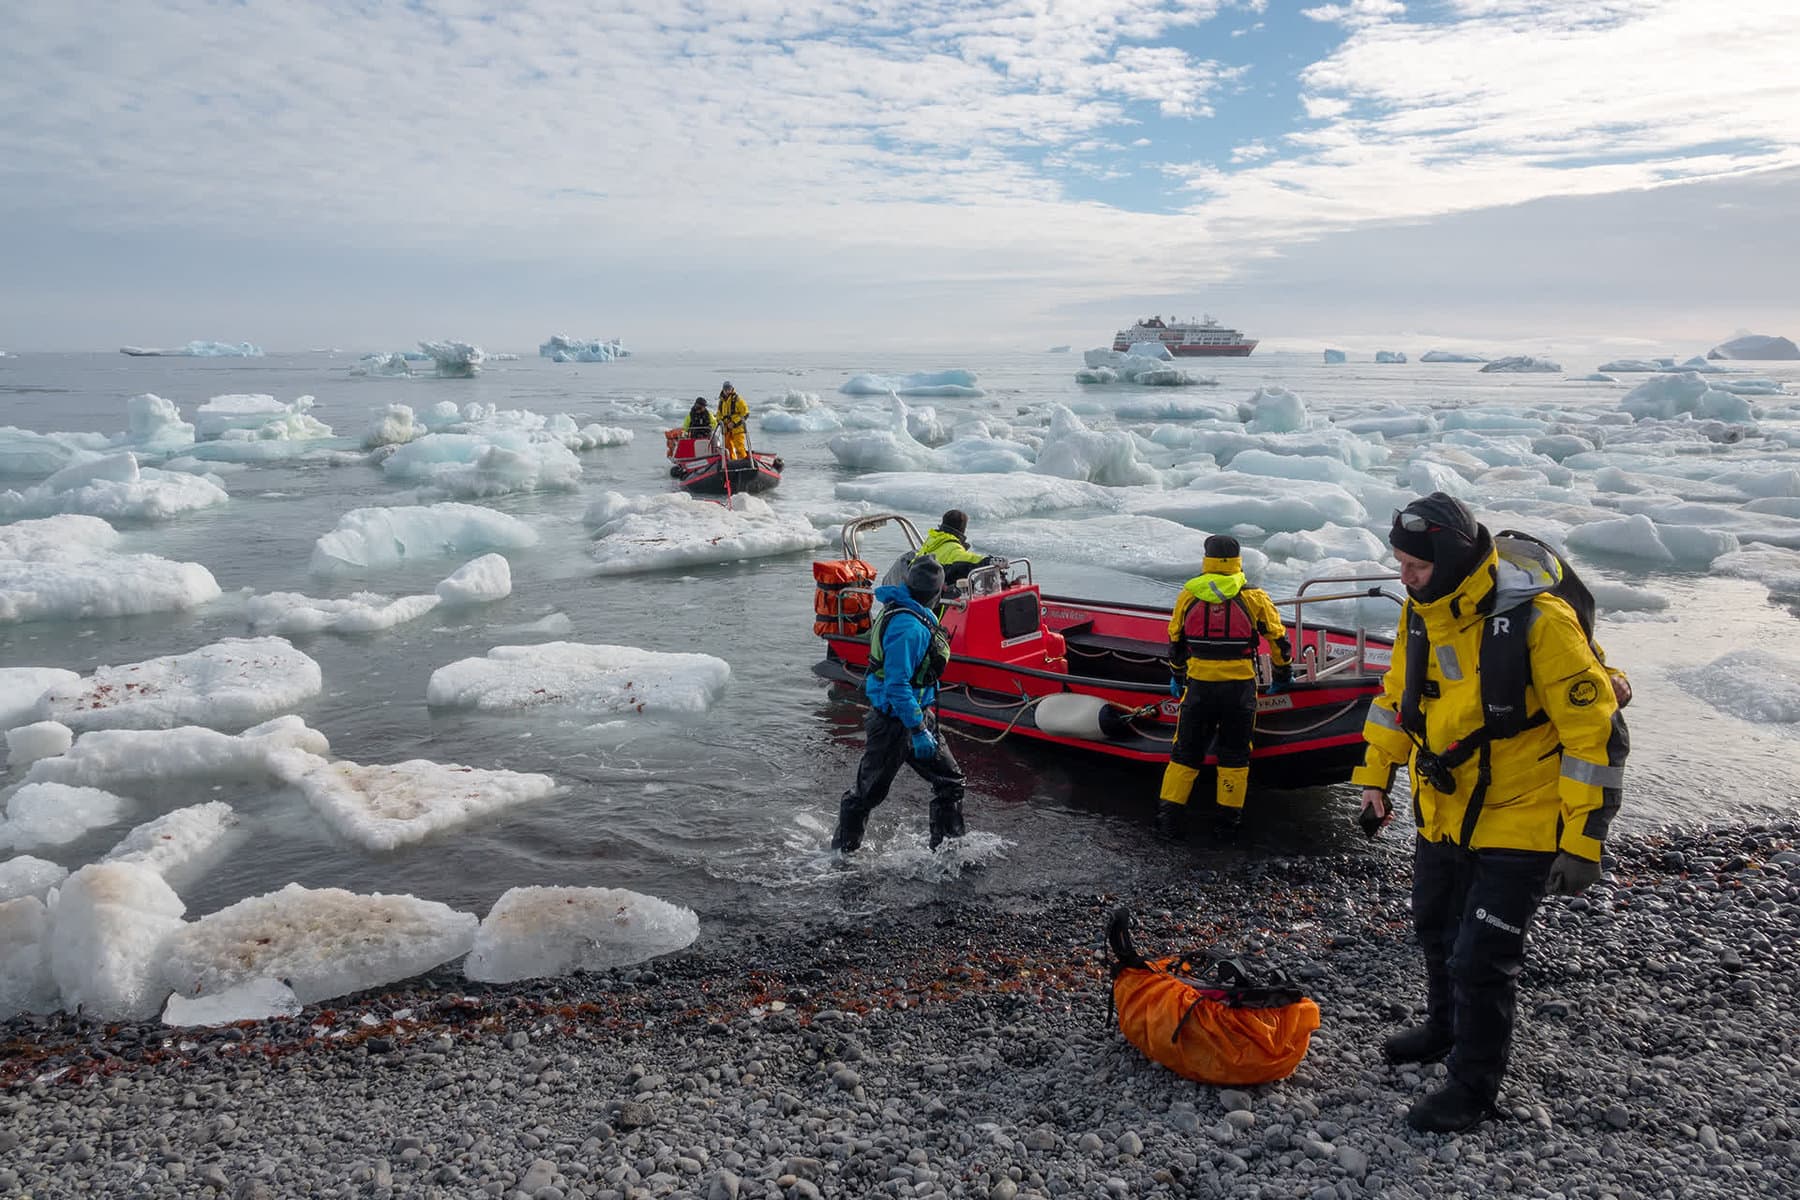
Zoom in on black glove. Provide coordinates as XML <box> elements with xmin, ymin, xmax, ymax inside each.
<box><xmin>1545</xmin><ymin>851</ymin><xmax>1602</xmax><ymax>896</ymax></box>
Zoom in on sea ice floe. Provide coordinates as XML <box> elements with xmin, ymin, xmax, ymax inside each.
<box><xmin>310</xmin><ymin>502</ymin><xmax>539</xmax><ymax>573</ymax></box>
<box><xmin>1597</xmin><ymin>359</ymin><xmax>1663</xmax><ymax>373</ymax></box>
<box><xmin>464</xmin><ymin>886</ymin><xmax>700</xmax><ymax>983</ymax></box>
<box><xmin>841</xmin><ymin>370</ymin><xmax>984</xmax><ymax>398</ymax></box>
<box><xmin>978</xmin><ymin>515</ymin><xmax>1266</xmax><ymax>581</ymax></box>
<box><xmin>761</xmin><ymin>391</ymin><xmax>843</xmax><ymax>433</ymax></box>
<box><xmin>163</xmin><ymin>977</ymin><xmax>303</xmax><ymax>1026</ymax></box>
<box><xmin>364</xmin><ymin>403</ymin><xmax>420</xmax><ymax>448</ymax></box>
<box><xmin>1480</xmin><ymin>356</ymin><xmax>1563</xmax><ymax>373</ymax></box>
<box><xmin>1420</xmin><ymin>351</ymin><xmax>1487</xmax><ymax>363</ymax></box>
<box><xmin>352</xmin><ymin>354</ymin><xmax>414</xmax><ymax>380</ymax></box>
<box><xmin>1335</xmin><ymin>409</ymin><xmax>1437</xmax><ymax>438</ymax></box>
<box><xmin>1565</xmin><ymin>513</ymin><xmax>1739</xmax><ymax>568</ymax></box>
<box><xmin>1</xmin><ymin>782</ymin><xmax>133</xmax><ymax>849</ymax></box>
<box><xmin>1673</xmin><ymin>651</ymin><xmax>1800</xmax><ymax>727</ymax></box>
<box><xmin>0</xmin><ymin>451</ymin><xmax>229</xmax><ymax>522</ymax></box>
<box><xmin>26</xmin><ymin>716</ymin><xmax>330</xmax><ymax>789</ymax></box>
<box><xmin>1619</xmin><ymin>373</ymin><xmax>1756</xmax><ymax>423</ymax></box>
<box><xmin>539</xmin><ymin>334</ymin><xmax>630</xmax><ymax>362</ymax></box>
<box><xmin>585</xmin><ymin>492</ymin><xmax>828</xmax><ymax>575</ymax></box>
<box><xmin>1587</xmin><ymin>581</ymin><xmax>1670</xmax><ymax>613</ymax></box>
<box><xmin>0</xmin><ymin>855</ymin><xmax>68</xmax><ymax>902</ymax></box>
<box><xmin>246</xmin><ymin>590</ymin><xmax>442</xmax><ymax>635</ymax></box>
<box><xmin>378</xmin><ymin>432</ymin><xmax>583</xmax><ymax>498</ymax></box>
<box><xmin>426</xmin><ymin>642</ymin><xmax>730</xmax><ymax>718</ymax></box>
<box><xmin>436</xmin><ymin>553</ymin><xmax>513</xmax><ymax>605</ymax></box>
<box><xmin>0</xmin><ymin>896</ymin><xmax>55</xmax><ymax>1018</ymax></box>
<box><xmin>48</xmin><ymin>861</ymin><xmax>187</xmax><ymax>1020</ymax></box>
<box><xmin>1246</xmin><ymin>386</ymin><xmax>1308</xmax><ymax>434</ymax></box>
<box><xmin>120</xmin><ymin>340</ymin><xmax>261</xmax><ymax>358</ymax></box>
<box><xmin>1262</xmin><ymin>524</ymin><xmax>1390</xmax><ymax>564</ymax></box>
<box><xmin>1128</xmin><ymin>475</ymin><xmax>1368</xmax><ymax>535</ymax></box>
<box><xmin>5</xmin><ymin>720</ymin><xmax>73</xmax><ymax>767</ymax></box>
<box><xmin>420</xmin><ymin>340</ymin><xmax>484</xmax><ymax>378</ymax></box>
<box><xmin>1152</xmin><ymin>426</ymin><xmax>1389</xmax><ymax>471</ymax></box>
<box><xmin>1708</xmin><ymin>334</ymin><xmax>1799</xmax><ymax>361</ymax></box>
<box><xmin>1322</xmin><ymin>349</ymin><xmax>1347</xmax><ymax>364</ymax></box>
<box><xmin>102</xmin><ymin>802</ymin><xmax>238</xmax><ymax>880</ymax></box>
<box><xmin>1076</xmin><ymin>349</ymin><xmax>1213</xmax><ymax>387</ymax></box>
<box><xmin>1375</xmin><ymin>351</ymin><xmax>1408</xmax><ymax>364</ymax></box>
<box><xmin>1715</xmin><ymin>547</ymin><xmax>1800</xmax><ymax>599</ymax></box>
<box><xmin>193</xmin><ymin>394</ymin><xmax>330</xmax><ymax>444</ymax></box>
<box><xmin>1032</xmin><ymin>407</ymin><xmax>1159</xmax><ymax>486</ymax></box>
<box><xmin>1</xmin><ymin>515</ymin><xmax>221</xmax><ymax>630</ymax></box>
<box><xmin>160</xmin><ymin>883</ymin><xmax>478</xmax><ymax>1005</ymax></box>
<box><xmin>833</xmin><ymin>472</ymin><xmax>1119</xmax><ymax>521</ymax></box>
<box><xmin>35</xmin><ymin>637</ymin><xmax>323</xmax><ymax>732</ymax></box>
<box><xmin>267</xmin><ymin>750</ymin><xmax>558</xmax><ymax>851</ymax></box>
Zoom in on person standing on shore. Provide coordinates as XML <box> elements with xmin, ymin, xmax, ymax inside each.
<box><xmin>830</xmin><ymin>556</ymin><xmax>967</xmax><ymax>853</ymax></box>
<box><xmin>1157</xmin><ymin>534</ymin><xmax>1293</xmax><ymax>840</ymax></box>
<box><xmin>1354</xmin><ymin>493</ymin><xmax>1628</xmax><ymax>1133</ymax></box>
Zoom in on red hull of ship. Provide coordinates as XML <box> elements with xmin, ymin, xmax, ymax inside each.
<box><xmin>1111</xmin><ymin>341</ymin><xmax>1258</xmax><ymax>357</ymax></box>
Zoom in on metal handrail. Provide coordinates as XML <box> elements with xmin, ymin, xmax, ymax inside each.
<box><xmin>1270</xmin><ymin>572</ymin><xmax>1403</xmax><ymax>682</ymax></box>
<box><xmin>840</xmin><ymin>513</ymin><xmax>923</xmax><ymax>561</ymax></box>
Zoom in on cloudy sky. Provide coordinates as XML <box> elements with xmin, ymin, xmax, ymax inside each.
<box><xmin>3</xmin><ymin>0</ymin><xmax>1796</xmax><ymax>352</ymax></box>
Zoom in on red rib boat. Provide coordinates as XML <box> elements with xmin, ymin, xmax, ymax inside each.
<box><xmin>664</xmin><ymin>428</ymin><xmax>783</xmax><ymax>495</ymax></box>
<box><xmin>812</xmin><ymin>515</ymin><xmax>1400</xmax><ymax>789</ymax></box>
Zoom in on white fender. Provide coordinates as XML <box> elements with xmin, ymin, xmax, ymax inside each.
<box><xmin>1035</xmin><ymin>693</ymin><xmax>1124</xmax><ymax>741</ymax></box>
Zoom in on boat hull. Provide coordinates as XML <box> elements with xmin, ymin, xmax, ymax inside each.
<box><xmin>1112</xmin><ymin>341</ymin><xmax>1258</xmax><ymax>357</ymax></box>
<box><xmin>676</xmin><ymin>452</ymin><xmax>783</xmax><ymax>495</ymax></box>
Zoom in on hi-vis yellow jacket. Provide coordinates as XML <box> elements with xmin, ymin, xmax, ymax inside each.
<box><xmin>715</xmin><ymin>392</ymin><xmax>749</xmax><ymax>431</ymax></box>
<box><xmin>1168</xmin><ymin>553</ymin><xmax>1293</xmax><ymax>684</ymax></box>
<box><xmin>1351</xmin><ymin>541</ymin><xmax>1626</xmax><ymax>861</ymax></box>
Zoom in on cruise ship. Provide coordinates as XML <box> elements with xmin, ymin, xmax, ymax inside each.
<box><xmin>1112</xmin><ymin>314</ymin><xmax>1257</xmax><ymax>357</ymax></box>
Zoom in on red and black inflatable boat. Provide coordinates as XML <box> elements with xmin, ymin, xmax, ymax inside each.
<box><xmin>664</xmin><ymin>429</ymin><xmax>783</xmax><ymax>496</ymax></box>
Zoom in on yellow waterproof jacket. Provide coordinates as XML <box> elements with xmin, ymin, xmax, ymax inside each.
<box><xmin>716</xmin><ymin>392</ymin><xmax>748</xmax><ymax>430</ymax></box>
<box><xmin>920</xmin><ymin>528</ymin><xmax>986</xmax><ymax>569</ymax></box>
<box><xmin>1351</xmin><ymin>541</ymin><xmax>1626</xmax><ymax>860</ymax></box>
<box><xmin>1168</xmin><ymin>554</ymin><xmax>1292</xmax><ymax>683</ymax></box>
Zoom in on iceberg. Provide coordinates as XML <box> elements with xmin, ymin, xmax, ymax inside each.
<box><xmin>1246</xmin><ymin>386</ymin><xmax>1307</xmax><ymax>435</ymax></box>
<box><xmin>193</xmin><ymin>394</ymin><xmax>320</xmax><ymax>441</ymax></box>
<box><xmin>585</xmin><ymin>492</ymin><xmax>828</xmax><ymax>574</ymax></box>
<box><xmin>0</xmin><ymin>452</ymin><xmax>229</xmax><ymax>522</ymax></box>
<box><xmin>1480</xmin><ymin>356</ymin><xmax>1563</xmax><ymax>373</ymax></box>
<box><xmin>0</xmin><ymin>855</ymin><xmax>67</xmax><ymax>903</ymax></box>
<box><xmin>1032</xmin><ymin>406</ymin><xmax>1159</xmax><ymax>486</ymax></box>
<box><xmin>1596</xmin><ymin>359</ymin><xmax>1663</xmax><ymax>373</ymax></box>
<box><xmin>1419</xmin><ymin>351</ymin><xmax>1487</xmax><ymax>363</ymax></box>
<box><xmin>5</xmin><ymin>720</ymin><xmax>73</xmax><ymax>767</ymax></box>
<box><xmin>26</xmin><ymin>716</ymin><xmax>330</xmax><ymax>790</ymax></box>
<box><xmin>48</xmin><ymin>861</ymin><xmax>187</xmax><ymax>1020</ymax></box>
<box><xmin>539</xmin><ymin>334</ymin><xmax>631</xmax><ymax>362</ymax></box>
<box><xmin>464</xmin><ymin>886</ymin><xmax>700</xmax><ymax>983</ymax></box>
<box><xmin>310</xmin><ymin>502</ymin><xmax>538</xmax><ymax>573</ymax></box>
<box><xmin>427</xmin><ymin>642</ymin><xmax>730</xmax><ymax>718</ymax></box>
<box><xmin>436</xmin><ymin>554</ymin><xmax>512</xmax><ymax>605</ymax></box>
<box><xmin>1322</xmin><ymin>349</ymin><xmax>1346</xmax><ymax>364</ymax></box>
<box><xmin>1619</xmin><ymin>373</ymin><xmax>1756</xmax><ymax>423</ymax></box>
<box><xmin>119</xmin><ymin>341</ymin><xmax>263</xmax><ymax>357</ymax></box>
<box><xmin>267</xmin><ymin>749</ymin><xmax>557</xmax><ymax>851</ymax></box>
<box><xmin>1374</xmin><ymin>351</ymin><xmax>1408</xmax><ymax>364</ymax></box>
<box><xmin>420</xmin><ymin>340</ymin><xmax>485</xmax><ymax>378</ymax></box>
<box><xmin>2</xmin><ymin>782</ymin><xmax>132</xmax><ymax>849</ymax></box>
<box><xmin>0</xmin><ymin>514</ymin><xmax>222</xmax><ymax>625</ymax></box>
<box><xmin>1076</xmin><ymin>348</ymin><xmax>1214</xmax><ymax>387</ymax></box>
<box><xmin>1708</xmin><ymin>334</ymin><xmax>1799</xmax><ymax>361</ymax></box>
<box><xmin>160</xmin><ymin>883</ymin><xmax>478</xmax><ymax>1005</ymax></box>
<box><xmin>378</xmin><ymin>431</ymin><xmax>583</xmax><ymax>498</ymax></box>
<box><xmin>351</xmin><ymin>352</ymin><xmax>414</xmax><ymax>379</ymax></box>
<box><xmin>979</xmin><ymin>514</ymin><xmax>1265</xmax><ymax>580</ymax></box>
<box><xmin>2</xmin><ymin>667</ymin><xmax>83</xmax><ymax>730</ymax></box>
<box><xmin>35</xmin><ymin>637</ymin><xmax>324</xmax><ymax>733</ymax></box>
<box><xmin>841</xmin><ymin>369</ymin><xmax>985</xmax><ymax>398</ymax></box>
<box><xmin>246</xmin><ymin>589</ymin><xmax>441</xmax><ymax>636</ymax></box>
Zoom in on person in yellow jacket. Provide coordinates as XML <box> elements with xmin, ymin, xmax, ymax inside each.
<box><xmin>715</xmin><ymin>382</ymin><xmax>750</xmax><ymax>460</ymax></box>
<box><xmin>919</xmin><ymin>510</ymin><xmax>999</xmax><ymax>588</ymax></box>
<box><xmin>1157</xmin><ymin>534</ymin><xmax>1293</xmax><ymax>840</ymax></box>
<box><xmin>1354</xmin><ymin>492</ymin><xmax>1628</xmax><ymax>1134</ymax></box>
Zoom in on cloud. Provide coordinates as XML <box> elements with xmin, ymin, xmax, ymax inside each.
<box><xmin>1301</xmin><ymin>1</ymin><xmax>1406</xmax><ymax>26</ymax></box>
<box><xmin>1230</xmin><ymin>140</ymin><xmax>1274</xmax><ymax>163</ymax></box>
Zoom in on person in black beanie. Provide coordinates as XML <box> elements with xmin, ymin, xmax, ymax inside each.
<box><xmin>1353</xmin><ymin>492</ymin><xmax>1628</xmax><ymax>1133</ymax></box>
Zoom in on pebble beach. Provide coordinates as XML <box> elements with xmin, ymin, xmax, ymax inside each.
<box><xmin>4</xmin><ymin>821</ymin><xmax>1798</xmax><ymax>1200</ymax></box>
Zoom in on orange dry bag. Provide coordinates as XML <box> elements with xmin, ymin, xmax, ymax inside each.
<box><xmin>812</xmin><ymin>559</ymin><xmax>877</xmax><ymax>637</ymax></box>
<box><xmin>1107</xmin><ymin>908</ymin><xmax>1320</xmax><ymax>1086</ymax></box>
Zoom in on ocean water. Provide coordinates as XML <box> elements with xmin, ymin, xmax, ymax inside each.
<box><xmin>3</xmin><ymin>348</ymin><xmax>1799</xmax><ymax>940</ymax></box>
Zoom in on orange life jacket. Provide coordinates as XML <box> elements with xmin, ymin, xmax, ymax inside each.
<box><xmin>812</xmin><ymin>559</ymin><xmax>876</xmax><ymax>637</ymax></box>
<box><xmin>1182</xmin><ymin>595</ymin><xmax>1258</xmax><ymax>659</ymax></box>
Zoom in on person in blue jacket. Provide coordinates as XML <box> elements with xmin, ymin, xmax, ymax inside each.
<box><xmin>830</xmin><ymin>556</ymin><xmax>967</xmax><ymax>852</ymax></box>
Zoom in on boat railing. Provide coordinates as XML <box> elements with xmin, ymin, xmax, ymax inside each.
<box><xmin>1270</xmin><ymin>573</ymin><xmax>1404</xmax><ymax>683</ymax></box>
<box><xmin>966</xmin><ymin>557</ymin><xmax>1033</xmax><ymax>596</ymax></box>
<box><xmin>839</xmin><ymin>513</ymin><xmax>923</xmax><ymax>561</ymax></box>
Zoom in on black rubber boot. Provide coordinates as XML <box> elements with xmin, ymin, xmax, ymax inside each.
<box><xmin>1405</xmin><ymin>1077</ymin><xmax>1494</xmax><ymax>1134</ymax></box>
<box><xmin>1211</xmin><ymin>805</ymin><xmax>1243</xmax><ymax>840</ymax></box>
<box><xmin>929</xmin><ymin>799</ymin><xmax>965</xmax><ymax>850</ymax></box>
<box><xmin>1154</xmin><ymin>800</ymin><xmax>1186</xmax><ymax>842</ymax></box>
<box><xmin>1383</xmin><ymin>1022</ymin><xmax>1454</xmax><ymax>1065</ymax></box>
<box><xmin>830</xmin><ymin>800</ymin><xmax>869</xmax><ymax>852</ymax></box>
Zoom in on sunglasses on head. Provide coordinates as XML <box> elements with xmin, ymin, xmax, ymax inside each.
<box><xmin>1393</xmin><ymin>509</ymin><xmax>1473</xmax><ymax>542</ymax></box>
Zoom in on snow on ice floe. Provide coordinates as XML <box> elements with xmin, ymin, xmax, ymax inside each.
<box><xmin>841</xmin><ymin>369</ymin><xmax>984</xmax><ymax>399</ymax></box>
<box><xmin>247</xmin><ymin>590</ymin><xmax>441</xmax><ymax>636</ymax></box>
<box><xmin>584</xmin><ymin>492</ymin><xmax>827</xmax><ymax>574</ymax></box>
<box><xmin>1263</xmin><ymin>524</ymin><xmax>1389</xmax><ymax>564</ymax></box>
<box><xmin>26</xmin><ymin>717</ymin><xmax>329</xmax><ymax>790</ymax></box>
<box><xmin>36</xmin><ymin>637</ymin><xmax>323</xmax><ymax>733</ymax></box>
<box><xmin>311</xmin><ymin>502</ymin><xmax>538</xmax><ymax>573</ymax></box>
<box><xmin>1033</xmin><ymin>407</ymin><xmax>1159</xmax><ymax>486</ymax></box>
<box><xmin>266</xmin><ymin>749</ymin><xmax>557</xmax><ymax>851</ymax></box>
<box><xmin>378</xmin><ymin>431</ymin><xmax>583</xmax><ymax>497</ymax></box>
<box><xmin>829</xmin><ymin>417</ymin><xmax>1032</xmax><ymax>474</ymax></box>
<box><xmin>163</xmin><ymin>977</ymin><xmax>303</xmax><ymax>1026</ymax></box>
<box><xmin>1674</xmin><ymin>651</ymin><xmax>1800</xmax><ymax>728</ymax></box>
<box><xmin>0</xmin><ymin>515</ymin><xmax>222</xmax><ymax>626</ymax></box>
<box><xmin>1</xmin><ymin>782</ymin><xmax>132</xmax><ymax>850</ymax></box>
<box><xmin>539</xmin><ymin>334</ymin><xmax>630</xmax><ymax>362</ymax></box>
<box><xmin>5</xmin><ymin>720</ymin><xmax>73</xmax><ymax>767</ymax></box>
<box><xmin>1709</xmin><ymin>334</ymin><xmax>1799</xmax><ymax>361</ymax></box>
<box><xmin>103</xmin><ymin>802</ymin><xmax>238</xmax><ymax>880</ymax></box>
<box><xmin>1619</xmin><ymin>373</ymin><xmax>1756</xmax><ymax>423</ymax></box>
<box><xmin>2</xmin><ymin>669</ymin><xmax>83</xmax><ymax>732</ymax></box>
<box><xmin>1245</xmin><ymin>387</ymin><xmax>1308</xmax><ymax>434</ymax></box>
<box><xmin>436</xmin><ymin>553</ymin><xmax>512</xmax><ymax>605</ymax></box>
<box><xmin>0</xmin><ymin>896</ymin><xmax>56</xmax><ymax>1017</ymax></box>
<box><xmin>48</xmin><ymin>861</ymin><xmax>187</xmax><ymax>1020</ymax></box>
<box><xmin>979</xmin><ymin>515</ymin><xmax>1266</xmax><ymax>580</ymax></box>
<box><xmin>1076</xmin><ymin>349</ymin><xmax>1214</xmax><ymax>388</ymax></box>
<box><xmin>161</xmin><ymin>883</ymin><xmax>477</xmax><ymax>1005</ymax></box>
<box><xmin>0</xmin><ymin>451</ymin><xmax>229</xmax><ymax>521</ymax></box>
<box><xmin>120</xmin><ymin>341</ymin><xmax>262</xmax><ymax>358</ymax></box>
<box><xmin>0</xmin><ymin>855</ymin><xmax>66</xmax><ymax>902</ymax></box>
<box><xmin>1480</xmin><ymin>356</ymin><xmax>1562</xmax><ymax>373</ymax></box>
<box><xmin>1420</xmin><ymin>350</ymin><xmax>1487</xmax><ymax>363</ymax></box>
<box><xmin>420</xmin><ymin>340</ymin><xmax>485</xmax><ymax>378</ymax></box>
<box><xmin>427</xmin><ymin>642</ymin><xmax>730</xmax><ymax>718</ymax></box>
<box><xmin>1128</xmin><ymin>475</ymin><xmax>1368</xmax><ymax>536</ymax></box>
<box><xmin>464</xmin><ymin>886</ymin><xmax>699</xmax><ymax>983</ymax></box>
<box><xmin>834</xmin><ymin>472</ymin><xmax>1119</xmax><ymax>521</ymax></box>
<box><xmin>1564</xmin><ymin>513</ymin><xmax>1739</xmax><ymax>568</ymax></box>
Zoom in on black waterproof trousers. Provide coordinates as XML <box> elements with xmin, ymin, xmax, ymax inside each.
<box><xmin>832</xmin><ymin>709</ymin><xmax>965</xmax><ymax>850</ymax></box>
<box><xmin>1412</xmin><ymin>836</ymin><xmax>1556</xmax><ymax>1102</ymax></box>
<box><xmin>1168</xmin><ymin>678</ymin><xmax>1256</xmax><ymax>771</ymax></box>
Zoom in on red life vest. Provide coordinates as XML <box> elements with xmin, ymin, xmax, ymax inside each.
<box><xmin>1183</xmin><ymin>593</ymin><xmax>1257</xmax><ymax>659</ymax></box>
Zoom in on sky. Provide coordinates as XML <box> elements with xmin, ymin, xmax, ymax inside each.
<box><xmin>2</xmin><ymin>0</ymin><xmax>1798</xmax><ymax>354</ymax></box>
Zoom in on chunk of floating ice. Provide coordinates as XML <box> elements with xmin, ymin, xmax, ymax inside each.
<box><xmin>0</xmin><ymin>896</ymin><xmax>56</xmax><ymax>1018</ymax></box>
<box><xmin>0</xmin><ymin>452</ymin><xmax>229</xmax><ymax>522</ymax></box>
<box><xmin>363</xmin><ymin>403</ymin><xmax>420</xmax><ymax>449</ymax></box>
<box><xmin>103</xmin><ymin>802</ymin><xmax>238</xmax><ymax>879</ymax></box>
<box><xmin>1480</xmin><ymin>356</ymin><xmax>1563</xmax><ymax>373</ymax></box>
<box><xmin>49</xmin><ymin>861</ymin><xmax>187</xmax><ymax>1020</ymax></box>
<box><xmin>464</xmin><ymin>886</ymin><xmax>700</xmax><ymax>983</ymax></box>
<box><xmin>37</xmin><ymin>637</ymin><xmax>323</xmax><ymax>732</ymax></box>
<box><xmin>840</xmin><ymin>369</ymin><xmax>984</xmax><ymax>398</ymax></box>
<box><xmin>193</xmin><ymin>394</ymin><xmax>313</xmax><ymax>440</ymax></box>
<box><xmin>246</xmin><ymin>590</ymin><xmax>440</xmax><ymax>635</ymax></box>
<box><xmin>980</xmin><ymin>515</ymin><xmax>1264</xmax><ymax>580</ymax></box>
<box><xmin>1076</xmin><ymin>349</ymin><xmax>1214</xmax><ymax>387</ymax></box>
<box><xmin>427</xmin><ymin>642</ymin><xmax>730</xmax><ymax>717</ymax></box>
<box><xmin>1619</xmin><ymin>373</ymin><xmax>1755</xmax><ymax>422</ymax></box>
<box><xmin>584</xmin><ymin>492</ymin><xmax>827</xmax><ymax>575</ymax></box>
<box><xmin>1128</xmin><ymin>475</ymin><xmax>1368</xmax><ymax>534</ymax></box>
<box><xmin>1033</xmin><ymin>406</ymin><xmax>1159</xmax><ymax>486</ymax></box>
<box><xmin>267</xmin><ymin>749</ymin><xmax>557</xmax><ymax>851</ymax></box>
<box><xmin>310</xmin><ymin>502</ymin><xmax>539</xmax><ymax>573</ymax></box>
<box><xmin>26</xmin><ymin>716</ymin><xmax>330</xmax><ymax>789</ymax></box>
<box><xmin>834</xmin><ymin>472</ymin><xmax>1119</xmax><ymax>520</ymax></box>
<box><xmin>163</xmin><ymin>976</ymin><xmax>302</xmax><ymax>1026</ymax></box>
<box><xmin>0</xmin><ymin>515</ymin><xmax>222</xmax><ymax>626</ymax></box>
<box><xmin>1565</xmin><ymin>513</ymin><xmax>1738</xmax><ymax>569</ymax></box>
<box><xmin>1246</xmin><ymin>386</ymin><xmax>1308</xmax><ymax>434</ymax></box>
<box><xmin>160</xmin><ymin>883</ymin><xmax>478</xmax><ymax>1005</ymax></box>
<box><xmin>3</xmin><ymin>781</ymin><xmax>133</xmax><ymax>849</ymax></box>
<box><xmin>5</xmin><ymin>720</ymin><xmax>73</xmax><ymax>767</ymax></box>
<box><xmin>420</xmin><ymin>340</ymin><xmax>484</xmax><ymax>378</ymax></box>
<box><xmin>436</xmin><ymin>553</ymin><xmax>512</xmax><ymax>605</ymax></box>
<box><xmin>0</xmin><ymin>855</ymin><xmax>68</xmax><ymax>902</ymax></box>
<box><xmin>379</xmin><ymin>432</ymin><xmax>583</xmax><ymax>498</ymax></box>
<box><xmin>2</xmin><ymin>671</ymin><xmax>81</xmax><ymax>733</ymax></box>
<box><xmin>1673</xmin><ymin>651</ymin><xmax>1800</xmax><ymax>726</ymax></box>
